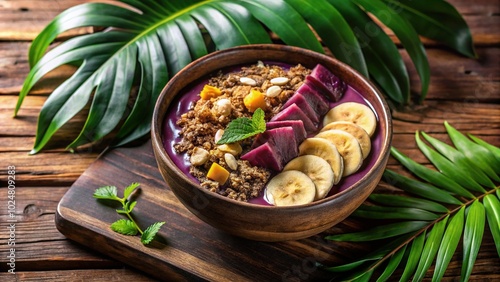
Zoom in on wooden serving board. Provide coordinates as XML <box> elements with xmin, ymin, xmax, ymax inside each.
<box><xmin>56</xmin><ymin>140</ymin><xmax>368</xmax><ymax>281</ymax></box>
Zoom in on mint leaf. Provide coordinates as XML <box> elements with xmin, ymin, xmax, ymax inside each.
<box><xmin>123</xmin><ymin>182</ymin><xmax>140</xmax><ymax>199</ymax></box>
<box><xmin>141</xmin><ymin>222</ymin><xmax>166</xmax><ymax>245</ymax></box>
<box><xmin>111</xmin><ymin>219</ymin><xmax>139</xmax><ymax>235</ymax></box>
<box><xmin>216</xmin><ymin>108</ymin><xmax>266</xmax><ymax>144</ymax></box>
<box><xmin>252</xmin><ymin>107</ymin><xmax>266</xmax><ymax>132</ymax></box>
<box><xmin>93</xmin><ymin>186</ymin><xmax>119</xmax><ymax>200</ymax></box>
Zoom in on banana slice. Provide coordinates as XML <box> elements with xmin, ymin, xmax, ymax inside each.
<box><xmin>315</xmin><ymin>129</ymin><xmax>363</xmax><ymax>177</ymax></box>
<box><xmin>321</xmin><ymin>121</ymin><xmax>371</xmax><ymax>159</ymax></box>
<box><xmin>298</xmin><ymin>138</ymin><xmax>344</xmax><ymax>185</ymax></box>
<box><xmin>323</xmin><ymin>102</ymin><xmax>377</xmax><ymax>136</ymax></box>
<box><xmin>283</xmin><ymin>155</ymin><xmax>335</xmax><ymax>200</ymax></box>
<box><xmin>265</xmin><ymin>170</ymin><xmax>316</xmax><ymax>206</ymax></box>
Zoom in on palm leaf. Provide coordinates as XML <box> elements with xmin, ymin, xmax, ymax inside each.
<box><xmin>323</xmin><ymin>122</ymin><xmax>500</xmax><ymax>281</ymax></box>
<box><xmin>16</xmin><ymin>0</ymin><xmax>475</xmax><ymax>153</ymax></box>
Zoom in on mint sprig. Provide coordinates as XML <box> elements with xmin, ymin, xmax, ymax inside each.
<box><xmin>216</xmin><ymin>108</ymin><xmax>266</xmax><ymax>144</ymax></box>
<box><xmin>93</xmin><ymin>182</ymin><xmax>165</xmax><ymax>245</ymax></box>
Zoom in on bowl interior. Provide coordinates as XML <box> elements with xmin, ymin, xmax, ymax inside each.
<box><xmin>153</xmin><ymin>44</ymin><xmax>391</xmax><ymax>207</ymax></box>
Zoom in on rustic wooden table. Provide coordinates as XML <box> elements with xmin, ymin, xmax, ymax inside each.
<box><xmin>0</xmin><ymin>0</ymin><xmax>499</xmax><ymax>281</ymax></box>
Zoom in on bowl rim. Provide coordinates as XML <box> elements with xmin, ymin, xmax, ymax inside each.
<box><xmin>151</xmin><ymin>44</ymin><xmax>392</xmax><ymax>210</ymax></box>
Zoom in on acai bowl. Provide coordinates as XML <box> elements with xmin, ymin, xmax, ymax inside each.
<box><xmin>152</xmin><ymin>45</ymin><xmax>392</xmax><ymax>241</ymax></box>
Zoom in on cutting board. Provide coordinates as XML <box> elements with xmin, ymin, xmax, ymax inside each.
<box><xmin>55</xmin><ymin>140</ymin><xmax>372</xmax><ymax>281</ymax></box>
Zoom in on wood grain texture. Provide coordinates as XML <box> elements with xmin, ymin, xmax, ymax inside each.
<box><xmin>0</xmin><ymin>0</ymin><xmax>498</xmax><ymax>281</ymax></box>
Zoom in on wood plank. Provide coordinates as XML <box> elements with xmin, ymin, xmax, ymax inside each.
<box><xmin>0</xmin><ymin>269</ymin><xmax>156</xmax><ymax>282</ymax></box>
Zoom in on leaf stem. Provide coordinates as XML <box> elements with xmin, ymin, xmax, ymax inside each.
<box><xmin>118</xmin><ymin>197</ymin><xmax>143</xmax><ymax>235</ymax></box>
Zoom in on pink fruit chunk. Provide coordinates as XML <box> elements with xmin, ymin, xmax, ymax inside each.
<box><xmin>241</xmin><ymin>142</ymin><xmax>283</xmax><ymax>171</ymax></box>
<box><xmin>281</xmin><ymin>93</ymin><xmax>320</xmax><ymax>124</ymax></box>
<box><xmin>251</xmin><ymin>126</ymin><xmax>298</xmax><ymax>163</ymax></box>
<box><xmin>270</xmin><ymin>103</ymin><xmax>317</xmax><ymax>134</ymax></box>
<box><xmin>295</xmin><ymin>82</ymin><xmax>329</xmax><ymax>116</ymax></box>
<box><xmin>266</xmin><ymin>120</ymin><xmax>307</xmax><ymax>145</ymax></box>
<box><xmin>307</xmin><ymin>64</ymin><xmax>346</xmax><ymax>101</ymax></box>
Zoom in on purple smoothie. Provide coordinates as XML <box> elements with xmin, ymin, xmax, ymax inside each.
<box><xmin>162</xmin><ymin>63</ymin><xmax>383</xmax><ymax>206</ymax></box>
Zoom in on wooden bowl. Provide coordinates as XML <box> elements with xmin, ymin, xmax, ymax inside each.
<box><xmin>151</xmin><ymin>44</ymin><xmax>392</xmax><ymax>242</ymax></box>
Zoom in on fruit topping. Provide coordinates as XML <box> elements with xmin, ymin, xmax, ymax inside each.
<box><xmin>244</xmin><ymin>89</ymin><xmax>267</xmax><ymax>112</ymax></box>
<box><xmin>321</xmin><ymin>121</ymin><xmax>371</xmax><ymax>159</ymax></box>
<box><xmin>323</xmin><ymin>102</ymin><xmax>377</xmax><ymax>136</ymax></box>
<box><xmin>207</xmin><ymin>162</ymin><xmax>230</xmax><ymax>185</ymax></box>
<box><xmin>265</xmin><ymin>120</ymin><xmax>307</xmax><ymax>145</ymax></box>
<box><xmin>270</xmin><ymin>103</ymin><xmax>317</xmax><ymax>134</ymax></box>
<box><xmin>283</xmin><ymin>155</ymin><xmax>335</xmax><ymax>200</ymax></box>
<box><xmin>265</xmin><ymin>170</ymin><xmax>316</xmax><ymax>206</ymax></box>
<box><xmin>315</xmin><ymin>129</ymin><xmax>364</xmax><ymax>177</ymax></box>
<box><xmin>281</xmin><ymin>91</ymin><xmax>320</xmax><ymax>124</ymax></box>
<box><xmin>298</xmin><ymin>137</ymin><xmax>344</xmax><ymax>185</ymax></box>
<box><xmin>306</xmin><ymin>64</ymin><xmax>346</xmax><ymax>101</ymax></box>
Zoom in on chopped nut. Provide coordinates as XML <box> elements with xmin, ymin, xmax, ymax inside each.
<box><xmin>213</xmin><ymin>98</ymin><xmax>232</xmax><ymax>117</ymax></box>
<box><xmin>239</xmin><ymin>77</ymin><xmax>257</xmax><ymax>86</ymax></box>
<box><xmin>218</xmin><ymin>143</ymin><xmax>242</xmax><ymax>156</ymax></box>
<box><xmin>215</xmin><ymin>129</ymin><xmax>224</xmax><ymax>143</ymax></box>
<box><xmin>224</xmin><ymin>153</ymin><xmax>238</xmax><ymax>170</ymax></box>
<box><xmin>265</xmin><ymin>85</ymin><xmax>282</xmax><ymax>97</ymax></box>
<box><xmin>270</xmin><ymin>77</ymin><xmax>289</xmax><ymax>86</ymax></box>
<box><xmin>190</xmin><ymin>147</ymin><xmax>210</xmax><ymax>166</ymax></box>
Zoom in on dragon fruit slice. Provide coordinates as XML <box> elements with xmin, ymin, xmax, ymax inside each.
<box><xmin>270</xmin><ymin>103</ymin><xmax>318</xmax><ymax>134</ymax></box>
<box><xmin>307</xmin><ymin>64</ymin><xmax>346</xmax><ymax>101</ymax></box>
<box><xmin>241</xmin><ymin>142</ymin><xmax>283</xmax><ymax>171</ymax></box>
<box><xmin>242</xmin><ymin>127</ymin><xmax>298</xmax><ymax>171</ymax></box>
<box><xmin>295</xmin><ymin>82</ymin><xmax>329</xmax><ymax>116</ymax></box>
<box><xmin>281</xmin><ymin>93</ymin><xmax>320</xmax><ymax>124</ymax></box>
<box><xmin>266</xmin><ymin>120</ymin><xmax>307</xmax><ymax>145</ymax></box>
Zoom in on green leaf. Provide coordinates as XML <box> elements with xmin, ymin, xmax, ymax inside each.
<box><xmin>421</xmin><ymin>131</ymin><xmax>495</xmax><ymax>188</ymax></box>
<box><xmin>141</xmin><ymin>221</ymin><xmax>166</xmax><ymax>245</ymax></box>
<box><xmin>287</xmin><ymin>0</ymin><xmax>368</xmax><ymax>77</ymax></box>
<box><xmin>390</xmin><ymin>147</ymin><xmax>475</xmax><ymax>199</ymax></box>
<box><xmin>383</xmin><ymin>169</ymin><xmax>462</xmax><ymax>205</ymax></box>
<box><xmin>330</xmin><ymin>0</ymin><xmax>409</xmax><ymax>105</ymax></box>
<box><xmin>445</xmin><ymin>121</ymin><xmax>500</xmax><ymax>182</ymax></box>
<box><xmin>123</xmin><ymin>182</ymin><xmax>140</xmax><ymax>200</ymax></box>
<box><xmin>468</xmin><ymin>134</ymin><xmax>500</xmax><ymax>164</ymax></box>
<box><xmin>484</xmin><ymin>194</ymin><xmax>500</xmax><ymax>257</ymax></box>
<box><xmin>369</xmin><ymin>194</ymin><xmax>449</xmax><ymax>213</ymax></box>
<box><xmin>239</xmin><ymin>0</ymin><xmax>324</xmax><ymax>53</ymax></box>
<box><xmin>351</xmin><ymin>0</ymin><xmax>430</xmax><ymax>102</ymax></box>
<box><xmin>400</xmin><ymin>231</ymin><xmax>426</xmax><ymax>282</ymax></box>
<box><xmin>462</xmin><ymin>200</ymin><xmax>486</xmax><ymax>281</ymax></box>
<box><xmin>326</xmin><ymin>221</ymin><xmax>428</xmax><ymax>242</ymax></box>
<box><xmin>376</xmin><ymin>245</ymin><xmax>406</xmax><ymax>282</ymax></box>
<box><xmin>413</xmin><ymin>215</ymin><xmax>449</xmax><ymax>281</ymax></box>
<box><xmin>416</xmin><ymin>131</ymin><xmax>485</xmax><ymax>193</ymax></box>
<box><xmin>433</xmin><ymin>206</ymin><xmax>465</xmax><ymax>282</ymax></box>
<box><xmin>353</xmin><ymin>205</ymin><xmax>439</xmax><ymax>221</ymax></box>
<box><xmin>93</xmin><ymin>186</ymin><xmax>119</xmax><ymax>200</ymax></box>
<box><xmin>382</xmin><ymin>0</ymin><xmax>476</xmax><ymax>58</ymax></box>
<box><xmin>111</xmin><ymin>219</ymin><xmax>139</xmax><ymax>235</ymax></box>
<box><xmin>217</xmin><ymin>108</ymin><xmax>266</xmax><ymax>144</ymax></box>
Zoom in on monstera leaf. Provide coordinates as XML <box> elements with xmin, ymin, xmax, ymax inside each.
<box><xmin>15</xmin><ymin>0</ymin><xmax>475</xmax><ymax>153</ymax></box>
<box><xmin>323</xmin><ymin>122</ymin><xmax>500</xmax><ymax>281</ymax></box>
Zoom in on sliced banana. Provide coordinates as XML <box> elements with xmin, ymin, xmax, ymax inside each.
<box><xmin>315</xmin><ymin>129</ymin><xmax>363</xmax><ymax>177</ymax></box>
<box><xmin>321</xmin><ymin>121</ymin><xmax>371</xmax><ymax>159</ymax></box>
<box><xmin>323</xmin><ymin>102</ymin><xmax>377</xmax><ymax>136</ymax></box>
<box><xmin>283</xmin><ymin>155</ymin><xmax>335</xmax><ymax>200</ymax></box>
<box><xmin>298</xmin><ymin>138</ymin><xmax>344</xmax><ymax>185</ymax></box>
<box><xmin>265</xmin><ymin>170</ymin><xmax>316</xmax><ymax>206</ymax></box>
